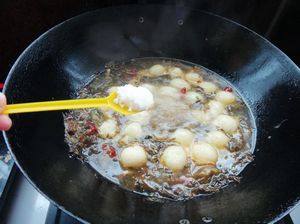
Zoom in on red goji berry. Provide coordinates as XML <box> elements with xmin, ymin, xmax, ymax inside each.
<box><xmin>79</xmin><ymin>136</ymin><xmax>84</xmax><ymax>142</ymax></box>
<box><xmin>108</xmin><ymin>147</ymin><xmax>117</xmax><ymax>158</ymax></box>
<box><xmin>86</xmin><ymin>121</ymin><xmax>98</xmax><ymax>135</ymax></box>
<box><xmin>180</xmin><ymin>87</ymin><xmax>187</xmax><ymax>94</ymax></box>
<box><xmin>102</xmin><ymin>144</ymin><xmax>108</xmax><ymax>150</ymax></box>
<box><xmin>224</xmin><ymin>87</ymin><xmax>233</xmax><ymax>92</ymax></box>
<box><xmin>127</xmin><ymin>68</ymin><xmax>138</xmax><ymax>77</ymax></box>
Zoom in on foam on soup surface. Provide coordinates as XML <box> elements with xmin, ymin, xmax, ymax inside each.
<box><xmin>64</xmin><ymin>58</ymin><xmax>256</xmax><ymax>200</ymax></box>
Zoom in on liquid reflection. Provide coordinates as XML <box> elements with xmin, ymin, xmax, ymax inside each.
<box><xmin>237</xmin><ymin>52</ymin><xmax>287</xmax><ymax>105</ymax></box>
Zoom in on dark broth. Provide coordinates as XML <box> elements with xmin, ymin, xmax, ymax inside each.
<box><xmin>64</xmin><ymin>58</ymin><xmax>256</xmax><ymax>200</ymax></box>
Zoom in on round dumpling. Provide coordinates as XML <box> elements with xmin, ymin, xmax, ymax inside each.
<box><xmin>206</xmin><ymin>130</ymin><xmax>230</xmax><ymax>149</ymax></box>
<box><xmin>159</xmin><ymin>86</ymin><xmax>180</xmax><ymax>99</ymax></box>
<box><xmin>207</xmin><ymin>100</ymin><xmax>225</xmax><ymax>117</ymax></box>
<box><xmin>119</xmin><ymin>135</ymin><xmax>135</xmax><ymax>146</ymax></box>
<box><xmin>99</xmin><ymin>107</ymin><xmax>114</xmax><ymax>119</ymax></box>
<box><xmin>149</xmin><ymin>64</ymin><xmax>166</xmax><ymax>76</ymax></box>
<box><xmin>141</xmin><ymin>83</ymin><xmax>156</xmax><ymax>93</ymax></box>
<box><xmin>191</xmin><ymin>142</ymin><xmax>218</xmax><ymax>165</ymax></box>
<box><xmin>191</xmin><ymin>110</ymin><xmax>211</xmax><ymax>124</ymax></box>
<box><xmin>124</xmin><ymin>122</ymin><xmax>143</xmax><ymax>138</ymax></box>
<box><xmin>172</xmin><ymin>128</ymin><xmax>194</xmax><ymax>147</ymax></box>
<box><xmin>161</xmin><ymin>146</ymin><xmax>187</xmax><ymax>172</ymax></box>
<box><xmin>213</xmin><ymin>115</ymin><xmax>239</xmax><ymax>133</ymax></box>
<box><xmin>138</xmin><ymin>69</ymin><xmax>151</xmax><ymax>77</ymax></box>
<box><xmin>185</xmin><ymin>72</ymin><xmax>203</xmax><ymax>86</ymax></box>
<box><xmin>199</xmin><ymin>81</ymin><xmax>218</xmax><ymax>93</ymax></box>
<box><xmin>168</xmin><ymin>67</ymin><xmax>184</xmax><ymax>78</ymax></box>
<box><xmin>127</xmin><ymin>111</ymin><xmax>150</xmax><ymax>125</ymax></box>
<box><xmin>170</xmin><ymin>78</ymin><xmax>191</xmax><ymax>90</ymax></box>
<box><xmin>120</xmin><ymin>145</ymin><xmax>147</xmax><ymax>169</ymax></box>
<box><xmin>215</xmin><ymin>91</ymin><xmax>236</xmax><ymax>105</ymax></box>
<box><xmin>99</xmin><ymin>119</ymin><xmax>118</xmax><ymax>138</ymax></box>
<box><xmin>185</xmin><ymin>92</ymin><xmax>204</xmax><ymax>105</ymax></box>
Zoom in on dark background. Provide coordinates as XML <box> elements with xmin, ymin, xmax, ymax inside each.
<box><xmin>0</xmin><ymin>0</ymin><xmax>299</xmax><ymax>83</ymax></box>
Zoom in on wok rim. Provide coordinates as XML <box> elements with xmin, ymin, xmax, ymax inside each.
<box><xmin>2</xmin><ymin>4</ymin><xmax>300</xmax><ymax>223</ymax></box>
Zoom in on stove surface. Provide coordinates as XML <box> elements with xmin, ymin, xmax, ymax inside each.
<box><xmin>0</xmin><ymin>170</ymin><xmax>297</xmax><ymax>224</ymax></box>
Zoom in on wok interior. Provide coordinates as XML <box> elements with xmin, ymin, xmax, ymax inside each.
<box><xmin>4</xmin><ymin>5</ymin><xmax>300</xmax><ymax>224</ymax></box>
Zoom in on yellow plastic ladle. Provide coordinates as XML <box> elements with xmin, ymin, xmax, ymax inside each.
<box><xmin>3</xmin><ymin>92</ymin><xmax>136</xmax><ymax>115</ymax></box>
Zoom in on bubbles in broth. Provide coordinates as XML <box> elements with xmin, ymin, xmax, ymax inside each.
<box><xmin>64</xmin><ymin>58</ymin><xmax>256</xmax><ymax>200</ymax></box>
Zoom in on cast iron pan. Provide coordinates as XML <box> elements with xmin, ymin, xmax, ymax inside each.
<box><xmin>3</xmin><ymin>5</ymin><xmax>300</xmax><ymax>224</ymax></box>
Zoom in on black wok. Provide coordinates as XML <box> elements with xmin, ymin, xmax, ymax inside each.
<box><xmin>3</xmin><ymin>5</ymin><xmax>300</xmax><ymax>224</ymax></box>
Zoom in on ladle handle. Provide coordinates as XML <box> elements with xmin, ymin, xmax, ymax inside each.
<box><xmin>3</xmin><ymin>97</ymin><xmax>110</xmax><ymax>114</ymax></box>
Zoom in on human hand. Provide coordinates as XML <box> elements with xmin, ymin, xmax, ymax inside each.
<box><xmin>0</xmin><ymin>93</ymin><xmax>12</xmax><ymax>131</ymax></box>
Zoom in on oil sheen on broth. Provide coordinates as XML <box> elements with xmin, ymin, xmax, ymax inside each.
<box><xmin>64</xmin><ymin>58</ymin><xmax>255</xmax><ymax>200</ymax></box>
